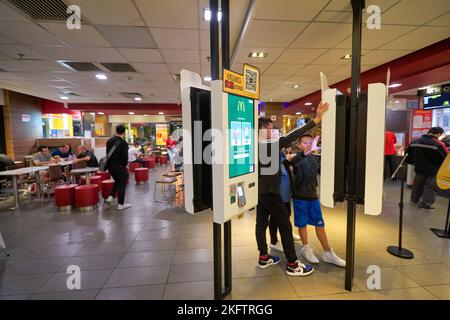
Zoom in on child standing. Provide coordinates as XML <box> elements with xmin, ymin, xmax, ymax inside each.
<box><xmin>291</xmin><ymin>134</ymin><xmax>345</xmax><ymax>267</ymax></box>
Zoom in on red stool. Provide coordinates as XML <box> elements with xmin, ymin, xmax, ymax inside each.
<box><xmin>155</xmin><ymin>156</ymin><xmax>160</xmax><ymax>163</ymax></box>
<box><xmin>75</xmin><ymin>185</ymin><xmax>99</xmax><ymax>211</ymax></box>
<box><xmin>135</xmin><ymin>168</ymin><xmax>149</xmax><ymax>185</ymax></box>
<box><xmin>81</xmin><ymin>175</ymin><xmax>102</xmax><ymax>192</ymax></box>
<box><xmin>54</xmin><ymin>184</ymin><xmax>78</xmax><ymax>211</ymax></box>
<box><xmin>144</xmin><ymin>158</ymin><xmax>156</xmax><ymax>169</ymax></box>
<box><xmin>101</xmin><ymin>179</ymin><xmax>117</xmax><ymax>200</ymax></box>
<box><xmin>96</xmin><ymin>171</ymin><xmax>111</xmax><ymax>181</ymax></box>
<box><xmin>128</xmin><ymin>162</ymin><xmax>141</xmax><ymax>173</ymax></box>
<box><xmin>159</xmin><ymin>156</ymin><xmax>168</xmax><ymax>165</ymax></box>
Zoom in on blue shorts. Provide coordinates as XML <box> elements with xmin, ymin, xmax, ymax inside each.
<box><xmin>293</xmin><ymin>199</ymin><xmax>325</xmax><ymax>228</ymax></box>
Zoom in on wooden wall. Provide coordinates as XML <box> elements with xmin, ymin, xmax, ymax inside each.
<box><xmin>260</xmin><ymin>102</ymin><xmax>284</xmax><ymax>129</ymax></box>
<box><xmin>3</xmin><ymin>90</ymin><xmax>43</xmax><ymax>161</ymax></box>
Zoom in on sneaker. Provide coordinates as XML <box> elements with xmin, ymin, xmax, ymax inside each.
<box><xmin>292</xmin><ymin>233</ymin><xmax>301</xmax><ymax>241</ymax></box>
<box><xmin>117</xmin><ymin>203</ymin><xmax>132</xmax><ymax>211</ymax></box>
<box><xmin>301</xmin><ymin>244</ymin><xmax>319</xmax><ymax>264</ymax></box>
<box><xmin>269</xmin><ymin>241</ymin><xmax>284</xmax><ymax>252</ymax></box>
<box><xmin>286</xmin><ymin>261</ymin><xmax>314</xmax><ymax>276</ymax></box>
<box><xmin>322</xmin><ymin>249</ymin><xmax>346</xmax><ymax>267</ymax></box>
<box><xmin>258</xmin><ymin>255</ymin><xmax>281</xmax><ymax>269</ymax></box>
<box><xmin>105</xmin><ymin>196</ymin><xmax>114</xmax><ymax>205</ymax></box>
<box><xmin>418</xmin><ymin>203</ymin><xmax>435</xmax><ymax>209</ymax></box>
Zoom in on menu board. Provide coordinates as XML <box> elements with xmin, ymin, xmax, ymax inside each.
<box><xmin>155</xmin><ymin>123</ymin><xmax>168</xmax><ymax>145</ymax></box>
<box><xmin>228</xmin><ymin>94</ymin><xmax>255</xmax><ymax>178</ymax></box>
<box><xmin>412</xmin><ymin>110</ymin><xmax>432</xmax><ymax>139</ymax></box>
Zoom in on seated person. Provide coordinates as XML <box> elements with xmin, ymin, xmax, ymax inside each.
<box><xmin>128</xmin><ymin>142</ymin><xmax>146</xmax><ymax>167</ymax></box>
<box><xmin>52</xmin><ymin>144</ymin><xmax>71</xmax><ymax>160</ymax></box>
<box><xmin>143</xmin><ymin>142</ymin><xmax>153</xmax><ymax>157</ymax></box>
<box><xmin>32</xmin><ymin>146</ymin><xmax>57</xmax><ymax>166</ymax></box>
<box><xmin>0</xmin><ymin>153</ymin><xmax>15</xmax><ymax>172</ymax></box>
<box><xmin>173</xmin><ymin>137</ymin><xmax>183</xmax><ymax>172</ymax></box>
<box><xmin>73</xmin><ymin>145</ymin><xmax>99</xmax><ymax>167</ymax></box>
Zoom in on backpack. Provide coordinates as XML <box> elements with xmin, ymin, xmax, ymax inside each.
<box><xmin>99</xmin><ymin>140</ymin><xmax>121</xmax><ymax>171</ymax></box>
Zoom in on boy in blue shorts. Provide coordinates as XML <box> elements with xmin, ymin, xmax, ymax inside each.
<box><xmin>291</xmin><ymin>134</ymin><xmax>345</xmax><ymax>267</ymax></box>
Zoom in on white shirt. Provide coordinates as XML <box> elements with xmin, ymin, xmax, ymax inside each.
<box><xmin>128</xmin><ymin>146</ymin><xmax>137</xmax><ymax>162</ymax></box>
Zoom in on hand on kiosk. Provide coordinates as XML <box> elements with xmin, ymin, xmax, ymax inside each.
<box><xmin>312</xmin><ymin>102</ymin><xmax>329</xmax><ymax>125</ymax></box>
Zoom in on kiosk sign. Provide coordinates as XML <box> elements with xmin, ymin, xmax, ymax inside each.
<box><xmin>223</xmin><ymin>64</ymin><xmax>260</xmax><ymax>100</ymax></box>
<box><xmin>228</xmin><ymin>94</ymin><xmax>255</xmax><ymax>178</ymax></box>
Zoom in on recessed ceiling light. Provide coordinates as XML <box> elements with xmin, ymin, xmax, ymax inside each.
<box><xmin>90</xmin><ymin>112</ymin><xmax>95</xmax><ymax>115</ymax></box>
<box><xmin>269</xmin><ymin>99</ymin><xmax>273</xmax><ymax>102</ymax></box>
<box><xmin>144</xmin><ymin>114</ymin><xmax>148</xmax><ymax>117</ymax></box>
<box><xmin>96</xmin><ymin>74</ymin><xmax>108</xmax><ymax>80</ymax></box>
<box><xmin>203</xmin><ymin>76</ymin><xmax>212</xmax><ymax>82</ymax></box>
<box><xmin>341</xmin><ymin>54</ymin><xmax>352</xmax><ymax>60</ymax></box>
<box><xmin>389</xmin><ymin>83</ymin><xmax>402</xmax><ymax>88</ymax></box>
<box><xmin>203</xmin><ymin>8</ymin><xmax>222</xmax><ymax>22</ymax></box>
<box><xmin>158</xmin><ymin>112</ymin><xmax>164</xmax><ymax>115</ymax></box>
<box><xmin>418</xmin><ymin>86</ymin><xmax>429</xmax><ymax>90</ymax></box>
<box><xmin>296</xmin><ymin>112</ymin><xmax>302</xmax><ymax>115</ymax></box>
<box><xmin>129</xmin><ymin>112</ymin><xmax>135</xmax><ymax>115</ymax></box>
<box><xmin>134</xmin><ymin>97</ymin><xmax>142</xmax><ymax>101</ymax></box>
<box><xmin>60</xmin><ymin>96</ymin><xmax>69</xmax><ymax>100</ymax></box>
<box><xmin>395</xmin><ymin>100</ymin><xmax>401</xmax><ymax>104</ymax></box>
<box><xmin>304</xmin><ymin>102</ymin><xmax>312</xmax><ymax>106</ymax></box>
<box><xmin>248</xmin><ymin>51</ymin><xmax>268</xmax><ymax>59</ymax></box>
<box><xmin>292</xmin><ymin>84</ymin><xmax>300</xmax><ymax>89</ymax></box>
<box><xmin>98</xmin><ymin>112</ymin><xmax>104</xmax><ymax>115</ymax></box>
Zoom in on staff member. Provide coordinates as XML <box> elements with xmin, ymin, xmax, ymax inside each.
<box><xmin>384</xmin><ymin>131</ymin><xmax>397</xmax><ymax>180</ymax></box>
<box><xmin>105</xmin><ymin>125</ymin><xmax>131</xmax><ymax>211</ymax></box>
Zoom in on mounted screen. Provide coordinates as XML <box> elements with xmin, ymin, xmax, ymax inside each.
<box><xmin>228</xmin><ymin>94</ymin><xmax>255</xmax><ymax>179</ymax></box>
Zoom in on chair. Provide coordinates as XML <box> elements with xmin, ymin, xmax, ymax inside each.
<box><xmin>70</xmin><ymin>160</ymin><xmax>87</xmax><ymax>184</ymax></box>
<box><xmin>153</xmin><ymin>176</ymin><xmax>178</xmax><ymax>203</ymax></box>
<box><xmin>40</xmin><ymin>164</ymin><xmax>65</xmax><ymax>201</ymax></box>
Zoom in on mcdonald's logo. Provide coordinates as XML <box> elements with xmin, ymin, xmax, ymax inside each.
<box><xmin>237</xmin><ymin>100</ymin><xmax>245</xmax><ymax>112</ymax></box>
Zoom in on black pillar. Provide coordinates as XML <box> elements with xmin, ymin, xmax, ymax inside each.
<box><xmin>345</xmin><ymin>0</ymin><xmax>365</xmax><ymax>291</ymax></box>
<box><xmin>210</xmin><ymin>0</ymin><xmax>220</xmax><ymax>81</ymax></box>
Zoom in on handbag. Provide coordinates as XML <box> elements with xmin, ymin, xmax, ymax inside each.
<box><xmin>99</xmin><ymin>140</ymin><xmax>121</xmax><ymax>171</ymax></box>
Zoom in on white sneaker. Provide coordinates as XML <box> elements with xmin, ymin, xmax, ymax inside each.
<box><xmin>105</xmin><ymin>196</ymin><xmax>114</xmax><ymax>205</ymax></box>
<box><xmin>269</xmin><ymin>241</ymin><xmax>284</xmax><ymax>253</ymax></box>
<box><xmin>301</xmin><ymin>244</ymin><xmax>320</xmax><ymax>264</ymax></box>
<box><xmin>292</xmin><ymin>233</ymin><xmax>301</xmax><ymax>241</ymax></box>
<box><xmin>117</xmin><ymin>203</ymin><xmax>132</xmax><ymax>211</ymax></box>
<box><xmin>322</xmin><ymin>249</ymin><xmax>346</xmax><ymax>267</ymax></box>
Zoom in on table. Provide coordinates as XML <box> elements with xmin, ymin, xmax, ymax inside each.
<box><xmin>58</xmin><ymin>160</ymin><xmax>73</xmax><ymax>167</ymax></box>
<box><xmin>70</xmin><ymin>167</ymin><xmax>99</xmax><ymax>185</ymax></box>
<box><xmin>0</xmin><ymin>166</ymin><xmax>48</xmax><ymax>210</ymax></box>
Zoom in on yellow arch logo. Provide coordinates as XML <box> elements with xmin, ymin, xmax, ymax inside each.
<box><xmin>237</xmin><ymin>100</ymin><xmax>245</xmax><ymax>112</ymax></box>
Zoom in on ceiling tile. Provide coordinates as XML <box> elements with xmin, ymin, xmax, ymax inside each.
<box><xmin>235</xmin><ymin>47</ymin><xmax>285</xmax><ymax>64</ymax></box>
<box><xmin>152</xmin><ymin>81</ymin><xmax>177</xmax><ymax>89</ymax></box>
<box><xmin>315</xmin><ymin>11</ymin><xmax>353</xmax><ymax>23</ymax></box>
<box><xmin>296</xmin><ymin>64</ymin><xmax>341</xmax><ymax>75</ymax></box>
<box><xmin>232</xmin><ymin>63</ymin><xmax>270</xmax><ymax>74</ymax></box>
<box><xmin>254</xmin><ymin>0</ymin><xmax>329</xmax><ymax>20</ymax></box>
<box><xmin>21</xmin><ymin>60</ymin><xmax>72</xmax><ymax>72</ymax></box>
<box><xmin>0</xmin><ymin>22</ymin><xmax>62</xmax><ymax>45</ymax></box>
<box><xmin>111</xmin><ymin>73</ymin><xmax>147</xmax><ymax>82</ymax></box>
<box><xmin>40</xmin><ymin>23</ymin><xmax>111</xmax><ymax>47</ymax></box>
<box><xmin>0</xmin><ymin>34</ymin><xmax>17</xmax><ymax>44</ymax></box>
<box><xmin>97</xmin><ymin>26</ymin><xmax>156</xmax><ymax>48</ymax></box>
<box><xmin>30</xmin><ymin>45</ymin><xmax>82</xmax><ymax>61</ymax></box>
<box><xmin>134</xmin><ymin>0</ymin><xmax>198</xmax><ymax>28</ymax></box>
<box><xmin>290</xmin><ymin>22</ymin><xmax>352</xmax><ymax>49</ymax></box>
<box><xmin>361</xmin><ymin>49</ymin><xmax>412</xmax><ymax>65</ymax></box>
<box><xmin>143</xmin><ymin>73</ymin><xmax>175</xmax><ymax>81</ymax></box>
<box><xmin>335</xmin><ymin>25</ymin><xmax>417</xmax><ymax>50</ymax></box>
<box><xmin>132</xmin><ymin>63</ymin><xmax>170</xmax><ymax>74</ymax></box>
<box><xmin>168</xmin><ymin>63</ymin><xmax>201</xmax><ymax>74</ymax></box>
<box><xmin>200</xmin><ymin>30</ymin><xmax>210</xmax><ymax>51</ymax></box>
<box><xmin>161</xmin><ymin>50</ymin><xmax>199</xmax><ymax>64</ymax></box>
<box><xmin>77</xmin><ymin>47</ymin><xmax>127</xmax><ymax>63</ymax></box>
<box><xmin>260</xmin><ymin>74</ymin><xmax>290</xmax><ymax>84</ymax></box>
<box><xmin>426</xmin><ymin>12</ymin><xmax>450</xmax><ymax>26</ymax></box>
<box><xmin>275</xmin><ymin>48</ymin><xmax>328</xmax><ymax>64</ymax></box>
<box><xmin>285</xmin><ymin>74</ymin><xmax>319</xmax><ymax>85</ymax></box>
<box><xmin>150</xmin><ymin>28</ymin><xmax>199</xmax><ymax>50</ymax></box>
<box><xmin>0</xmin><ymin>2</ymin><xmax>29</xmax><ymax>22</ymax></box>
<box><xmin>244</xmin><ymin>20</ymin><xmax>308</xmax><ymax>48</ymax></box>
<box><xmin>312</xmin><ymin>48</ymin><xmax>369</xmax><ymax>65</ymax></box>
<box><xmin>65</xmin><ymin>0</ymin><xmax>144</xmax><ymax>26</ymax></box>
<box><xmin>382</xmin><ymin>0</ymin><xmax>450</xmax><ymax>25</ymax></box>
<box><xmin>0</xmin><ymin>60</ymin><xmax>39</xmax><ymax>72</ymax></box>
<box><xmin>264</xmin><ymin>64</ymin><xmax>304</xmax><ymax>76</ymax></box>
<box><xmin>0</xmin><ymin>44</ymin><xmax>47</xmax><ymax>60</ymax></box>
<box><xmin>119</xmin><ymin>48</ymin><xmax>163</xmax><ymax>63</ymax></box>
<box><xmin>201</xmin><ymin>64</ymin><xmax>210</xmax><ymax>75</ymax></box>
<box><xmin>324</xmin><ymin>0</ymin><xmax>398</xmax><ymax>12</ymax></box>
<box><xmin>380</xmin><ymin>26</ymin><xmax>450</xmax><ymax>50</ymax></box>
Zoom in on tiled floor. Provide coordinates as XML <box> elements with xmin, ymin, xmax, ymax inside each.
<box><xmin>0</xmin><ymin>168</ymin><xmax>449</xmax><ymax>300</ymax></box>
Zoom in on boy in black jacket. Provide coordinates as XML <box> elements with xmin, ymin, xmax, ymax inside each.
<box><xmin>291</xmin><ymin>134</ymin><xmax>345</xmax><ymax>267</ymax></box>
<box><xmin>256</xmin><ymin>102</ymin><xmax>328</xmax><ymax>276</ymax></box>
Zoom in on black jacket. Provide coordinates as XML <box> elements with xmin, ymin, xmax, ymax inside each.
<box><xmin>407</xmin><ymin>134</ymin><xmax>448</xmax><ymax>176</ymax></box>
<box><xmin>106</xmin><ymin>136</ymin><xmax>128</xmax><ymax>168</ymax></box>
<box><xmin>258</xmin><ymin>121</ymin><xmax>316</xmax><ymax>195</ymax></box>
<box><xmin>291</xmin><ymin>152</ymin><xmax>320</xmax><ymax>200</ymax></box>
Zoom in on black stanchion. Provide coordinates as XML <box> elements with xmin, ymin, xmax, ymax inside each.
<box><xmin>387</xmin><ymin>153</ymin><xmax>414</xmax><ymax>259</ymax></box>
<box><xmin>430</xmin><ymin>197</ymin><xmax>450</xmax><ymax>238</ymax></box>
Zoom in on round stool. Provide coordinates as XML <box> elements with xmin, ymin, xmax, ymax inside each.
<box><xmin>135</xmin><ymin>168</ymin><xmax>149</xmax><ymax>185</ymax></box>
<box><xmin>155</xmin><ymin>156</ymin><xmax>160</xmax><ymax>163</ymax></box>
<box><xmin>75</xmin><ymin>185</ymin><xmax>99</xmax><ymax>211</ymax></box>
<box><xmin>81</xmin><ymin>175</ymin><xmax>102</xmax><ymax>192</ymax></box>
<box><xmin>144</xmin><ymin>158</ymin><xmax>156</xmax><ymax>169</ymax></box>
<box><xmin>128</xmin><ymin>162</ymin><xmax>141</xmax><ymax>173</ymax></box>
<box><xmin>101</xmin><ymin>179</ymin><xmax>118</xmax><ymax>200</ymax></box>
<box><xmin>96</xmin><ymin>171</ymin><xmax>111</xmax><ymax>181</ymax></box>
<box><xmin>55</xmin><ymin>184</ymin><xmax>78</xmax><ymax>211</ymax></box>
<box><xmin>159</xmin><ymin>156</ymin><xmax>168</xmax><ymax>165</ymax></box>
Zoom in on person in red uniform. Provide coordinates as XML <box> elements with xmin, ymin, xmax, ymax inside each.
<box><xmin>165</xmin><ymin>136</ymin><xmax>177</xmax><ymax>167</ymax></box>
<box><xmin>384</xmin><ymin>131</ymin><xmax>397</xmax><ymax>180</ymax></box>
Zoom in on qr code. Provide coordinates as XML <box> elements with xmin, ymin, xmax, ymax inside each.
<box><xmin>245</xmin><ymin>68</ymin><xmax>257</xmax><ymax>93</ymax></box>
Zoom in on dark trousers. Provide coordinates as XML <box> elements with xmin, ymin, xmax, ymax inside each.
<box><xmin>108</xmin><ymin>165</ymin><xmax>128</xmax><ymax>205</ymax></box>
<box><xmin>132</xmin><ymin>158</ymin><xmax>146</xmax><ymax>167</ymax></box>
<box><xmin>269</xmin><ymin>202</ymin><xmax>292</xmax><ymax>245</ymax></box>
<box><xmin>256</xmin><ymin>193</ymin><xmax>297</xmax><ymax>263</ymax></box>
<box><xmin>411</xmin><ymin>173</ymin><xmax>437</xmax><ymax>206</ymax></box>
<box><xmin>384</xmin><ymin>155</ymin><xmax>396</xmax><ymax>179</ymax></box>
